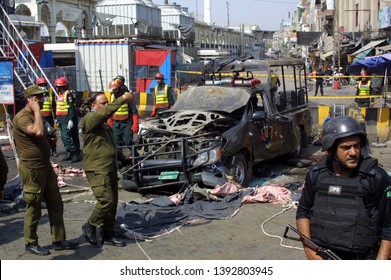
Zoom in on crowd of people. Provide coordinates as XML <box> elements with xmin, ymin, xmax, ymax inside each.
<box><xmin>1</xmin><ymin>72</ymin><xmax>175</xmax><ymax>255</ymax></box>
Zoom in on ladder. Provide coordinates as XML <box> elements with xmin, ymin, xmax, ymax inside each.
<box><xmin>331</xmin><ymin>104</ymin><xmax>346</xmax><ymax>118</ymax></box>
<box><xmin>0</xmin><ymin>4</ymin><xmax>56</xmax><ymax>95</ymax></box>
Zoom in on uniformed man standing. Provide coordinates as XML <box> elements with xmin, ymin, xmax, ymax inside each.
<box><xmin>81</xmin><ymin>90</ymin><xmax>133</xmax><ymax>247</ymax></box>
<box><xmin>355</xmin><ymin>71</ymin><xmax>374</xmax><ymax>108</ymax></box>
<box><xmin>13</xmin><ymin>85</ymin><xmax>79</xmax><ymax>256</ymax></box>
<box><xmin>54</xmin><ymin>77</ymin><xmax>81</xmax><ymax>163</ymax></box>
<box><xmin>296</xmin><ymin>116</ymin><xmax>391</xmax><ymax>260</ymax></box>
<box><xmin>36</xmin><ymin>77</ymin><xmax>58</xmax><ymax>157</ymax></box>
<box><xmin>150</xmin><ymin>73</ymin><xmax>175</xmax><ymax>118</ymax></box>
<box><xmin>109</xmin><ymin>76</ymin><xmax>139</xmax><ymax>148</ymax></box>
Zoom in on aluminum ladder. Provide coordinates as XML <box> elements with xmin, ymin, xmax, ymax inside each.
<box><xmin>331</xmin><ymin>104</ymin><xmax>346</xmax><ymax>118</ymax></box>
<box><xmin>0</xmin><ymin>4</ymin><xmax>56</xmax><ymax>95</ymax></box>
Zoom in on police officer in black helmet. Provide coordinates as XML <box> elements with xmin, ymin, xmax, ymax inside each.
<box><xmin>296</xmin><ymin>116</ymin><xmax>391</xmax><ymax>260</ymax></box>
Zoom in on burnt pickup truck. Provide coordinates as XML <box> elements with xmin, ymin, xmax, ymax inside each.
<box><xmin>121</xmin><ymin>58</ymin><xmax>312</xmax><ymax>194</ymax></box>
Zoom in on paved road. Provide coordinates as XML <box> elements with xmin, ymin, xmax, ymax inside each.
<box><xmin>1</xmin><ymin>88</ymin><xmax>390</xmax><ymax>260</ymax></box>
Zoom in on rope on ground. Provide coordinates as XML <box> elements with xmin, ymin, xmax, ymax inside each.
<box><xmin>134</xmin><ymin>238</ymin><xmax>152</xmax><ymax>260</ymax></box>
<box><xmin>260</xmin><ymin>200</ymin><xmax>304</xmax><ymax>251</ymax></box>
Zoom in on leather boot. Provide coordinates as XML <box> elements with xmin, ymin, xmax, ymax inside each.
<box><xmin>62</xmin><ymin>152</ymin><xmax>73</xmax><ymax>161</ymax></box>
<box><xmin>82</xmin><ymin>222</ymin><xmax>97</xmax><ymax>246</ymax></box>
<box><xmin>101</xmin><ymin>229</ymin><xmax>126</xmax><ymax>247</ymax></box>
<box><xmin>25</xmin><ymin>244</ymin><xmax>50</xmax><ymax>256</ymax></box>
<box><xmin>70</xmin><ymin>150</ymin><xmax>82</xmax><ymax>163</ymax></box>
<box><xmin>52</xmin><ymin>240</ymin><xmax>79</xmax><ymax>251</ymax></box>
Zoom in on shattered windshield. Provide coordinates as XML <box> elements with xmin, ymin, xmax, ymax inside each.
<box><xmin>171</xmin><ymin>86</ymin><xmax>251</xmax><ymax>113</ymax></box>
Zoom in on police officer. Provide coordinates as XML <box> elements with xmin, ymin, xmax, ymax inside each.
<box><xmin>355</xmin><ymin>71</ymin><xmax>374</xmax><ymax>108</ymax></box>
<box><xmin>109</xmin><ymin>76</ymin><xmax>139</xmax><ymax>148</ymax></box>
<box><xmin>296</xmin><ymin>116</ymin><xmax>391</xmax><ymax>260</ymax></box>
<box><xmin>81</xmin><ymin>90</ymin><xmax>133</xmax><ymax>247</ymax></box>
<box><xmin>54</xmin><ymin>77</ymin><xmax>81</xmax><ymax>163</ymax></box>
<box><xmin>36</xmin><ymin>77</ymin><xmax>58</xmax><ymax>157</ymax></box>
<box><xmin>13</xmin><ymin>85</ymin><xmax>79</xmax><ymax>255</ymax></box>
<box><xmin>150</xmin><ymin>73</ymin><xmax>175</xmax><ymax>118</ymax></box>
<box><xmin>314</xmin><ymin>66</ymin><xmax>324</xmax><ymax>96</ymax></box>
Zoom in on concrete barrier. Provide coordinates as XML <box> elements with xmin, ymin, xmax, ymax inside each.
<box><xmin>310</xmin><ymin>105</ymin><xmax>390</xmax><ymax>142</ymax></box>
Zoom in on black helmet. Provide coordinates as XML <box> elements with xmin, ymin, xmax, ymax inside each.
<box><xmin>115</xmin><ymin>75</ymin><xmax>125</xmax><ymax>85</ymax></box>
<box><xmin>321</xmin><ymin>116</ymin><xmax>367</xmax><ymax>151</ymax></box>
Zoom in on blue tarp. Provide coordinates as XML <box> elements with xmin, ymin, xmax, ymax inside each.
<box><xmin>347</xmin><ymin>53</ymin><xmax>391</xmax><ymax>75</ymax></box>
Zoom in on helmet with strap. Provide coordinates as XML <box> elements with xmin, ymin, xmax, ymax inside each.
<box><xmin>321</xmin><ymin>116</ymin><xmax>367</xmax><ymax>151</ymax></box>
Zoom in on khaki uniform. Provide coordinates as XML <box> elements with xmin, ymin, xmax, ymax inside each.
<box><xmin>82</xmin><ymin>97</ymin><xmax>127</xmax><ymax>231</ymax></box>
<box><xmin>13</xmin><ymin>109</ymin><xmax>66</xmax><ymax>245</ymax></box>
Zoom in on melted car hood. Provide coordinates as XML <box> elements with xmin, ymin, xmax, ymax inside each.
<box><xmin>143</xmin><ymin>110</ymin><xmax>235</xmax><ymax>136</ymax></box>
<box><xmin>170</xmin><ymin>85</ymin><xmax>251</xmax><ymax>113</ymax></box>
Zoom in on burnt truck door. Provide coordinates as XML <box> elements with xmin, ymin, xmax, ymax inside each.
<box><xmin>249</xmin><ymin>90</ymin><xmax>295</xmax><ymax>163</ymax></box>
<box><xmin>262</xmin><ymin>89</ymin><xmax>298</xmax><ymax>156</ymax></box>
<box><xmin>248</xmin><ymin>92</ymin><xmax>278</xmax><ymax>162</ymax></box>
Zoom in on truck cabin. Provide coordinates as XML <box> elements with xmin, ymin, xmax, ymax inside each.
<box><xmin>205</xmin><ymin>58</ymin><xmax>309</xmax><ymax>113</ymax></box>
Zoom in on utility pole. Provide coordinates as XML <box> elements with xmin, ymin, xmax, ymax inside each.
<box><xmin>333</xmin><ymin>0</ymin><xmax>340</xmax><ymax>71</ymax></box>
<box><xmin>196</xmin><ymin>0</ymin><xmax>198</xmax><ymax>21</ymax></box>
<box><xmin>226</xmin><ymin>2</ymin><xmax>230</xmax><ymax>27</ymax></box>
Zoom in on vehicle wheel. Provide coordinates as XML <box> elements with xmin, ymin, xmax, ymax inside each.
<box><xmin>227</xmin><ymin>153</ymin><xmax>250</xmax><ymax>187</ymax></box>
<box><xmin>119</xmin><ymin>178</ymin><xmax>138</xmax><ymax>192</ymax></box>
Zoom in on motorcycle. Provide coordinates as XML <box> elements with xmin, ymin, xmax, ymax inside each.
<box><xmin>323</xmin><ymin>68</ymin><xmax>349</xmax><ymax>87</ymax></box>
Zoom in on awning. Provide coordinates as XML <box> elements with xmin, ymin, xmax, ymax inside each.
<box><xmin>377</xmin><ymin>44</ymin><xmax>391</xmax><ymax>53</ymax></box>
<box><xmin>353</xmin><ymin>48</ymin><xmax>372</xmax><ymax>62</ymax></box>
<box><xmin>350</xmin><ymin>39</ymin><xmax>387</xmax><ymax>56</ymax></box>
<box><xmin>320</xmin><ymin>50</ymin><xmax>333</xmax><ymax>61</ymax></box>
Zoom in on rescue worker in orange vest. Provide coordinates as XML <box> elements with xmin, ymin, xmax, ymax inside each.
<box><xmin>355</xmin><ymin>71</ymin><xmax>374</xmax><ymax>108</ymax></box>
<box><xmin>150</xmin><ymin>73</ymin><xmax>175</xmax><ymax>118</ymax></box>
<box><xmin>109</xmin><ymin>77</ymin><xmax>139</xmax><ymax>149</ymax></box>
<box><xmin>36</xmin><ymin>77</ymin><xmax>58</xmax><ymax>157</ymax></box>
<box><xmin>54</xmin><ymin>77</ymin><xmax>81</xmax><ymax>163</ymax></box>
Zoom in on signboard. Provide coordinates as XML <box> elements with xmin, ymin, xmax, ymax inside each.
<box><xmin>379</xmin><ymin>6</ymin><xmax>391</xmax><ymax>29</ymax></box>
<box><xmin>0</xmin><ymin>60</ymin><xmax>14</xmax><ymax>104</ymax></box>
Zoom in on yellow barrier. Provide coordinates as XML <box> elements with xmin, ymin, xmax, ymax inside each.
<box><xmin>308</xmin><ymin>95</ymin><xmax>382</xmax><ymax>99</ymax></box>
<box><xmin>311</xmin><ymin>106</ymin><xmax>390</xmax><ymax>142</ymax></box>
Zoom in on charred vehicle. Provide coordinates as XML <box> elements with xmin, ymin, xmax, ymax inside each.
<box><xmin>121</xmin><ymin>58</ymin><xmax>312</xmax><ymax>194</ymax></box>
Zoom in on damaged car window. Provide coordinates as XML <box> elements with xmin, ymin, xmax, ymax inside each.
<box><xmin>171</xmin><ymin>86</ymin><xmax>251</xmax><ymax>113</ymax></box>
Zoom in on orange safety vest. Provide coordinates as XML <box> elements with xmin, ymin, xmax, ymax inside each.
<box><xmin>110</xmin><ymin>93</ymin><xmax>129</xmax><ymax>120</ymax></box>
<box><xmin>40</xmin><ymin>89</ymin><xmax>54</xmax><ymax>117</ymax></box>
<box><xmin>56</xmin><ymin>90</ymin><xmax>70</xmax><ymax>116</ymax></box>
<box><xmin>358</xmin><ymin>81</ymin><xmax>371</xmax><ymax>96</ymax></box>
<box><xmin>154</xmin><ymin>84</ymin><xmax>170</xmax><ymax>109</ymax></box>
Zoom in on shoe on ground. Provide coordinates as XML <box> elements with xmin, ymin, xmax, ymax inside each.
<box><xmin>62</xmin><ymin>152</ymin><xmax>73</xmax><ymax>161</ymax></box>
<box><xmin>52</xmin><ymin>240</ymin><xmax>80</xmax><ymax>251</ymax></box>
<box><xmin>102</xmin><ymin>236</ymin><xmax>126</xmax><ymax>247</ymax></box>
<box><xmin>101</xmin><ymin>230</ymin><xmax>126</xmax><ymax>247</ymax></box>
<box><xmin>25</xmin><ymin>244</ymin><xmax>50</xmax><ymax>256</ymax></box>
<box><xmin>82</xmin><ymin>222</ymin><xmax>97</xmax><ymax>246</ymax></box>
<box><xmin>70</xmin><ymin>154</ymin><xmax>82</xmax><ymax>163</ymax></box>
